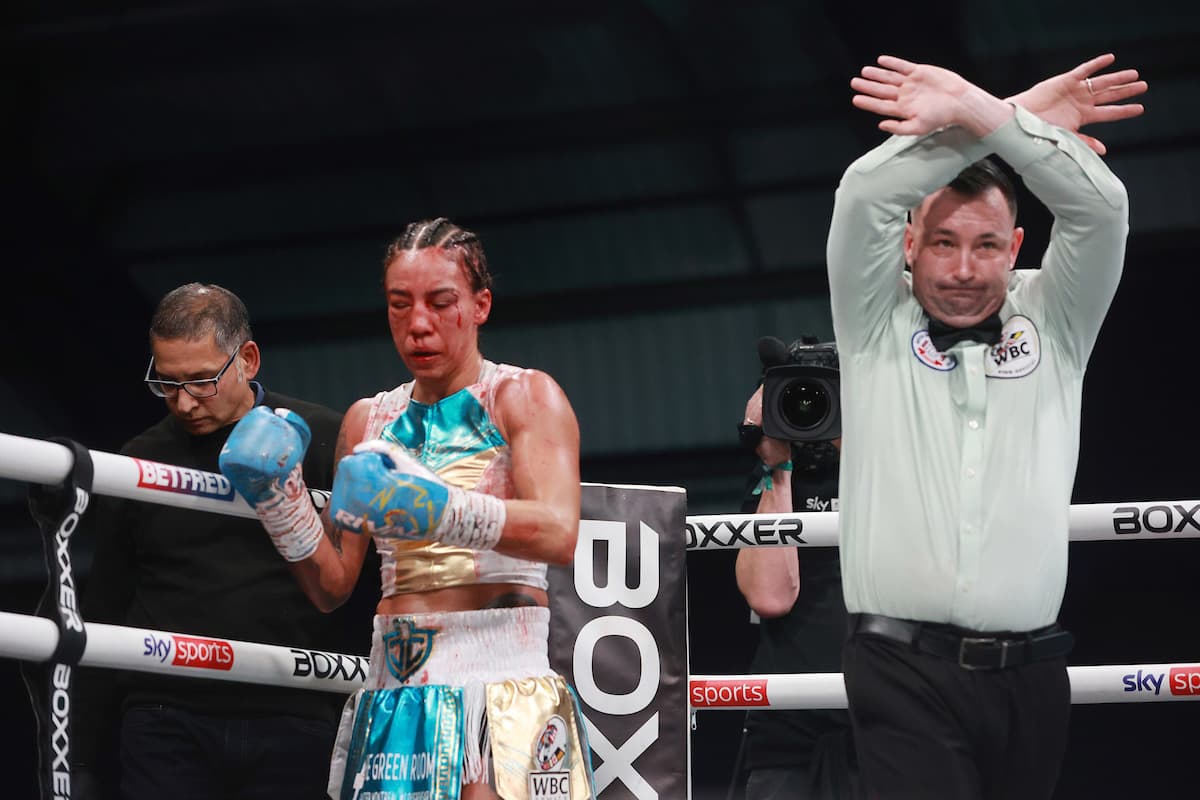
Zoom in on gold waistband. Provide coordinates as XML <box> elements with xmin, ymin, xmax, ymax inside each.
<box><xmin>381</xmin><ymin>539</ymin><xmax>479</xmax><ymax>595</ymax></box>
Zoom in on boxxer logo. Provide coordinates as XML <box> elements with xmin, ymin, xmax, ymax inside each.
<box><xmin>573</xmin><ymin>519</ymin><xmax>661</xmax><ymax>799</ymax></box>
<box><xmin>1112</xmin><ymin>504</ymin><xmax>1200</xmax><ymax>535</ymax></box>
<box><xmin>290</xmin><ymin>649</ymin><xmax>369</xmax><ymax>683</ymax></box>
<box><xmin>685</xmin><ymin>516</ymin><xmax>805</xmax><ymax>549</ymax></box>
<box><xmin>54</xmin><ymin>487</ymin><xmax>89</xmax><ymax>634</ymax></box>
<box><xmin>50</xmin><ymin>664</ymin><xmax>72</xmax><ymax>795</ymax></box>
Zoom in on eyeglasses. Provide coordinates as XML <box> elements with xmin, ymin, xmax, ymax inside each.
<box><xmin>144</xmin><ymin>347</ymin><xmax>241</xmax><ymax>399</ymax></box>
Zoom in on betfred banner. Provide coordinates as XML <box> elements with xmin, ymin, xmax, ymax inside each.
<box><xmin>548</xmin><ymin>483</ymin><xmax>689</xmax><ymax>799</ymax></box>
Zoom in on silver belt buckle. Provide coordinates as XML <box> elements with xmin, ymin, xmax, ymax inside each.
<box><xmin>958</xmin><ymin>636</ymin><xmax>1007</xmax><ymax>670</ymax></box>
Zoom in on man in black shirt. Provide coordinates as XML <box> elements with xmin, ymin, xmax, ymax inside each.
<box><xmin>74</xmin><ymin>283</ymin><xmax>373</xmax><ymax>800</ymax></box>
<box><xmin>734</xmin><ymin>343</ymin><xmax>862</xmax><ymax>800</ymax></box>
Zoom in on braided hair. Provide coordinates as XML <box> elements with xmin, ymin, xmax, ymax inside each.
<box><xmin>382</xmin><ymin>218</ymin><xmax>493</xmax><ymax>292</ymax></box>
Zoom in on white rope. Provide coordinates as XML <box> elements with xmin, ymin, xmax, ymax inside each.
<box><xmin>687</xmin><ymin>500</ymin><xmax>1200</xmax><ymax>549</ymax></box>
<box><xmin>0</xmin><ymin>610</ymin><xmax>366</xmax><ymax>694</ymax></box>
<box><xmin>690</xmin><ymin>664</ymin><xmax>1200</xmax><ymax>709</ymax></box>
<box><xmin>3</xmin><ymin>607</ymin><xmax>1193</xmax><ymax>709</ymax></box>
<box><xmin>2</xmin><ymin>431</ymin><xmax>1193</xmax><ymax>548</ymax></box>
<box><xmin>0</xmin><ymin>431</ymin><xmax>328</xmax><ymax>516</ymax></box>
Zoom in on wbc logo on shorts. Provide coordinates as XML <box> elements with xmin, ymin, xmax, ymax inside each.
<box><xmin>529</xmin><ymin>714</ymin><xmax>571</xmax><ymax>799</ymax></box>
<box><xmin>535</xmin><ymin>715</ymin><xmax>569</xmax><ymax>770</ymax></box>
<box><xmin>382</xmin><ymin>618</ymin><xmax>435</xmax><ymax>683</ymax></box>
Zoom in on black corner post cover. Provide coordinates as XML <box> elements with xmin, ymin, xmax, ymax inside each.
<box><xmin>20</xmin><ymin>438</ymin><xmax>94</xmax><ymax>800</ymax></box>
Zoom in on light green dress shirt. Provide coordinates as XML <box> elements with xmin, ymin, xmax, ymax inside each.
<box><xmin>827</xmin><ymin>107</ymin><xmax>1129</xmax><ymax>632</ymax></box>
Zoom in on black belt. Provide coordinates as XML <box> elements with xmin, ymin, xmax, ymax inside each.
<box><xmin>850</xmin><ymin>613</ymin><xmax>1074</xmax><ymax>671</ymax></box>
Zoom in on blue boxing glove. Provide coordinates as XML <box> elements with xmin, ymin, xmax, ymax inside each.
<box><xmin>331</xmin><ymin>439</ymin><xmax>506</xmax><ymax>550</ymax></box>
<box><xmin>219</xmin><ymin>406</ymin><xmax>324</xmax><ymax>561</ymax></box>
<box><xmin>221</xmin><ymin>406</ymin><xmax>310</xmax><ymax>502</ymax></box>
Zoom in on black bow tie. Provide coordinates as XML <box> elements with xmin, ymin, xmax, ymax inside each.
<box><xmin>927</xmin><ymin>313</ymin><xmax>1003</xmax><ymax>353</ymax></box>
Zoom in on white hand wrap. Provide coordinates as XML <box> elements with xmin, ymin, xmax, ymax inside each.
<box><xmin>254</xmin><ymin>465</ymin><xmax>324</xmax><ymax>562</ymax></box>
<box><xmin>434</xmin><ymin>485</ymin><xmax>507</xmax><ymax>551</ymax></box>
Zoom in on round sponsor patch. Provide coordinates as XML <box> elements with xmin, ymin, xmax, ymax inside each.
<box><xmin>535</xmin><ymin>715</ymin><xmax>569</xmax><ymax>771</ymax></box>
<box><xmin>911</xmin><ymin>330</ymin><xmax>957</xmax><ymax>371</ymax></box>
<box><xmin>985</xmin><ymin>315</ymin><xmax>1040</xmax><ymax>378</ymax></box>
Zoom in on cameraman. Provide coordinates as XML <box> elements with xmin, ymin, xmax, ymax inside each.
<box><xmin>733</xmin><ymin>338</ymin><xmax>862</xmax><ymax>800</ymax></box>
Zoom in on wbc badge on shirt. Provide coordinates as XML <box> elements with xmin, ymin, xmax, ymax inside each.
<box><xmin>912</xmin><ymin>314</ymin><xmax>1040</xmax><ymax>378</ymax></box>
<box><xmin>985</xmin><ymin>315</ymin><xmax>1040</xmax><ymax>378</ymax></box>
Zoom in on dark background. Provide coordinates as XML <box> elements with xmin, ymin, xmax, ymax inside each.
<box><xmin>3</xmin><ymin>1</ymin><xmax>1199</xmax><ymax>798</ymax></box>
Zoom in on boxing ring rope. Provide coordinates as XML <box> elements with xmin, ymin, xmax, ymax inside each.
<box><xmin>0</xmin><ymin>431</ymin><xmax>324</xmax><ymax>520</ymax></box>
<box><xmin>690</xmin><ymin>664</ymin><xmax>1200</xmax><ymax>709</ymax></box>
<box><xmin>6</xmin><ymin>431</ymin><xmax>1195</xmax><ymax>548</ymax></box>
<box><xmin>0</xmin><ymin>609</ymin><xmax>368</xmax><ymax>694</ymax></box>
<box><xmin>1</xmin><ymin>429</ymin><xmax>1197</xmax><ymax>795</ymax></box>
<box><xmin>3</xmin><ymin>609</ymin><xmax>1198</xmax><ymax>709</ymax></box>
<box><xmin>684</xmin><ymin>502</ymin><xmax>1200</xmax><ymax>548</ymax></box>
<box><xmin>1</xmin><ymin>429</ymin><xmax>1197</xmax><ymax>697</ymax></box>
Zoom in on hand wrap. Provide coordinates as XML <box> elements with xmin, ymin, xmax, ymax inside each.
<box><xmin>330</xmin><ymin>439</ymin><xmax>505</xmax><ymax>551</ymax></box>
<box><xmin>219</xmin><ymin>406</ymin><xmax>324</xmax><ymax>561</ymax></box>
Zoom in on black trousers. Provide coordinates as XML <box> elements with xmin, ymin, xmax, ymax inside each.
<box><xmin>119</xmin><ymin>704</ymin><xmax>336</xmax><ymax>800</ymax></box>
<box><xmin>842</xmin><ymin>632</ymin><xmax>1070</xmax><ymax>800</ymax></box>
<box><xmin>745</xmin><ymin>728</ymin><xmax>864</xmax><ymax>799</ymax></box>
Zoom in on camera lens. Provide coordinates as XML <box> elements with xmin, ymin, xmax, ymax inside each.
<box><xmin>779</xmin><ymin>380</ymin><xmax>830</xmax><ymax>430</ymax></box>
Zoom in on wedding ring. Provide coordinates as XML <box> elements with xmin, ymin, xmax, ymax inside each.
<box><xmin>1085</xmin><ymin>77</ymin><xmax>1095</xmax><ymax>95</ymax></box>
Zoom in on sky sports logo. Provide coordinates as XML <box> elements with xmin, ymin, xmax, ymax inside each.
<box><xmin>1122</xmin><ymin>667</ymin><xmax>1200</xmax><ymax>696</ymax></box>
<box><xmin>143</xmin><ymin>633</ymin><xmax>235</xmax><ymax>671</ymax></box>
<box><xmin>134</xmin><ymin>458</ymin><xmax>236</xmax><ymax>500</ymax></box>
<box><xmin>690</xmin><ymin>679</ymin><xmax>769</xmax><ymax>707</ymax></box>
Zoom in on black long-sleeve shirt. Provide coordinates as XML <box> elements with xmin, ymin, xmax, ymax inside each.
<box><xmin>75</xmin><ymin>387</ymin><xmax>377</xmax><ymax>763</ymax></box>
